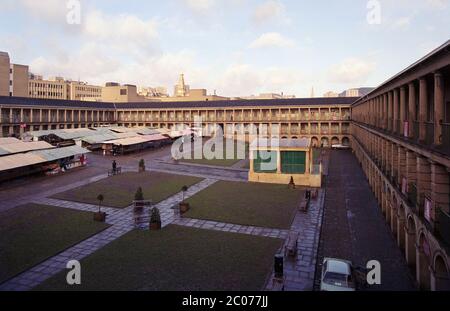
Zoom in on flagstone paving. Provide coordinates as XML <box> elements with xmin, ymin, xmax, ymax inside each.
<box><xmin>265</xmin><ymin>189</ymin><xmax>325</xmax><ymax>291</ymax></box>
<box><xmin>0</xmin><ymin>157</ymin><xmax>325</xmax><ymax>291</ymax></box>
<box><xmin>0</xmin><ymin>179</ymin><xmax>217</xmax><ymax>291</ymax></box>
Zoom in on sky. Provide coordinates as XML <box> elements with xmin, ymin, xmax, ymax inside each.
<box><xmin>0</xmin><ymin>0</ymin><xmax>449</xmax><ymax>97</ymax></box>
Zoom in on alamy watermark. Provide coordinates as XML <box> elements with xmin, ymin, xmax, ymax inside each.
<box><xmin>66</xmin><ymin>259</ymin><xmax>81</xmax><ymax>285</ymax></box>
<box><xmin>66</xmin><ymin>0</ymin><xmax>82</xmax><ymax>25</ymax></box>
<box><xmin>170</xmin><ymin>117</ymin><xmax>280</xmax><ymax>172</ymax></box>
<box><xmin>367</xmin><ymin>0</ymin><xmax>381</xmax><ymax>25</ymax></box>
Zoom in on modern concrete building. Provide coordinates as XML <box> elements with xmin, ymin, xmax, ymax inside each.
<box><xmin>352</xmin><ymin>40</ymin><xmax>450</xmax><ymax>290</ymax></box>
<box><xmin>0</xmin><ymin>52</ymin><xmax>29</xmax><ymax>98</ymax></box>
<box><xmin>29</xmin><ymin>75</ymin><xmax>102</xmax><ymax>102</ymax></box>
<box><xmin>101</xmin><ymin>83</ymin><xmax>149</xmax><ymax>103</ymax></box>
<box><xmin>28</xmin><ymin>76</ymin><xmax>67</xmax><ymax>100</ymax></box>
<box><xmin>340</xmin><ymin>87</ymin><xmax>375</xmax><ymax>98</ymax></box>
<box><xmin>242</xmin><ymin>93</ymin><xmax>296</xmax><ymax>100</ymax></box>
<box><xmin>0</xmin><ymin>52</ymin><xmax>9</xmax><ymax>97</ymax></box>
<box><xmin>323</xmin><ymin>91</ymin><xmax>339</xmax><ymax>98</ymax></box>
<box><xmin>9</xmin><ymin>64</ymin><xmax>29</xmax><ymax>98</ymax></box>
<box><xmin>67</xmin><ymin>81</ymin><xmax>102</xmax><ymax>102</ymax></box>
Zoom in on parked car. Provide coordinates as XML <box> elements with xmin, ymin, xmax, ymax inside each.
<box><xmin>331</xmin><ymin>144</ymin><xmax>351</xmax><ymax>150</ymax></box>
<box><xmin>320</xmin><ymin>258</ymin><xmax>356</xmax><ymax>291</ymax></box>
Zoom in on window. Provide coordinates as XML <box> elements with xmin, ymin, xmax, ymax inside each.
<box><xmin>281</xmin><ymin>151</ymin><xmax>306</xmax><ymax>174</ymax></box>
<box><xmin>120</xmin><ymin>89</ymin><xmax>127</xmax><ymax>96</ymax></box>
<box><xmin>253</xmin><ymin>151</ymin><xmax>277</xmax><ymax>173</ymax></box>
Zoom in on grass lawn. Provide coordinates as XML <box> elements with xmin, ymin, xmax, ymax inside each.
<box><xmin>184</xmin><ymin>181</ymin><xmax>303</xmax><ymax>229</ymax></box>
<box><xmin>35</xmin><ymin>225</ymin><xmax>282</xmax><ymax>291</ymax></box>
<box><xmin>0</xmin><ymin>204</ymin><xmax>109</xmax><ymax>284</ymax></box>
<box><xmin>52</xmin><ymin>172</ymin><xmax>203</xmax><ymax>208</ymax></box>
<box><xmin>180</xmin><ymin>139</ymin><xmax>248</xmax><ymax>167</ymax></box>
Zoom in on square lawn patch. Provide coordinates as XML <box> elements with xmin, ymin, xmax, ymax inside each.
<box><xmin>0</xmin><ymin>204</ymin><xmax>109</xmax><ymax>284</ymax></box>
<box><xmin>52</xmin><ymin>172</ymin><xmax>203</xmax><ymax>208</ymax></box>
<box><xmin>180</xmin><ymin>139</ymin><xmax>248</xmax><ymax>167</ymax></box>
<box><xmin>184</xmin><ymin>181</ymin><xmax>303</xmax><ymax>229</ymax></box>
<box><xmin>35</xmin><ymin>225</ymin><xmax>282</xmax><ymax>291</ymax></box>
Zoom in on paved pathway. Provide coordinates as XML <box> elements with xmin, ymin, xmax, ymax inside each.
<box><xmin>264</xmin><ymin>189</ymin><xmax>325</xmax><ymax>291</ymax></box>
<box><xmin>172</xmin><ymin>217</ymin><xmax>289</xmax><ymax>239</ymax></box>
<box><xmin>315</xmin><ymin>150</ymin><xmax>415</xmax><ymax>291</ymax></box>
<box><xmin>0</xmin><ymin>179</ymin><xmax>217</xmax><ymax>291</ymax></box>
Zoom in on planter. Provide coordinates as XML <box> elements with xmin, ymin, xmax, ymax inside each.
<box><xmin>150</xmin><ymin>221</ymin><xmax>161</xmax><ymax>231</ymax></box>
<box><xmin>94</xmin><ymin>212</ymin><xmax>107</xmax><ymax>222</ymax></box>
<box><xmin>179</xmin><ymin>202</ymin><xmax>190</xmax><ymax>214</ymax></box>
<box><xmin>134</xmin><ymin>201</ymin><xmax>145</xmax><ymax>213</ymax></box>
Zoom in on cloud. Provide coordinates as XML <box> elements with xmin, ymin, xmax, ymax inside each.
<box><xmin>328</xmin><ymin>58</ymin><xmax>376</xmax><ymax>84</ymax></box>
<box><xmin>252</xmin><ymin>0</ymin><xmax>290</xmax><ymax>25</ymax></box>
<box><xmin>16</xmin><ymin>0</ymin><xmax>67</xmax><ymax>21</ymax></box>
<box><xmin>391</xmin><ymin>16</ymin><xmax>412</xmax><ymax>30</ymax></box>
<box><xmin>84</xmin><ymin>11</ymin><xmax>158</xmax><ymax>47</ymax></box>
<box><xmin>249</xmin><ymin>32</ymin><xmax>295</xmax><ymax>49</ymax></box>
<box><xmin>426</xmin><ymin>0</ymin><xmax>449</xmax><ymax>9</ymax></box>
<box><xmin>183</xmin><ymin>0</ymin><xmax>216</xmax><ymax>13</ymax></box>
<box><xmin>216</xmin><ymin>64</ymin><xmax>303</xmax><ymax>97</ymax></box>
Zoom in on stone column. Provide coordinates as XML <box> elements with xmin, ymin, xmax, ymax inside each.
<box><xmin>408</xmin><ymin>82</ymin><xmax>416</xmax><ymax>138</ymax></box>
<box><xmin>416</xmin><ymin>156</ymin><xmax>431</xmax><ymax>213</ymax></box>
<box><xmin>400</xmin><ymin>87</ymin><xmax>406</xmax><ymax>137</ymax></box>
<box><xmin>434</xmin><ymin>72</ymin><xmax>444</xmax><ymax>145</ymax></box>
<box><xmin>398</xmin><ymin>147</ymin><xmax>407</xmax><ymax>188</ymax></box>
<box><xmin>406</xmin><ymin>150</ymin><xmax>417</xmax><ymax>189</ymax></box>
<box><xmin>431</xmin><ymin>163</ymin><xmax>450</xmax><ymax>216</ymax></box>
<box><xmin>419</xmin><ymin>78</ymin><xmax>427</xmax><ymax>141</ymax></box>
<box><xmin>392</xmin><ymin>143</ymin><xmax>398</xmax><ymax>179</ymax></box>
<box><xmin>393</xmin><ymin>89</ymin><xmax>399</xmax><ymax>134</ymax></box>
<box><xmin>383</xmin><ymin>94</ymin><xmax>388</xmax><ymax>130</ymax></box>
<box><xmin>388</xmin><ymin>91</ymin><xmax>393</xmax><ymax>131</ymax></box>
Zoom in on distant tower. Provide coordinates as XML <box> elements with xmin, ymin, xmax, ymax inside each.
<box><xmin>174</xmin><ymin>73</ymin><xmax>189</xmax><ymax>97</ymax></box>
<box><xmin>310</xmin><ymin>87</ymin><xmax>315</xmax><ymax>98</ymax></box>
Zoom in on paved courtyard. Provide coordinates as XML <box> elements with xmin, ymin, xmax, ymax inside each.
<box><xmin>2</xmin><ymin>145</ymin><xmax>413</xmax><ymax>291</ymax></box>
<box><xmin>0</xmin><ymin>144</ymin><xmax>326</xmax><ymax>291</ymax></box>
<box><xmin>315</xmin><ymin>150</ymin><xmax>415</xmax><ymax>291</ymax></box>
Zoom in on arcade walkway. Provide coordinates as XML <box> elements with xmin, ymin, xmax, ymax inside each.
<box><xmin>316</xmin><ymin>150</ymin><xmax>415</xmax><ymax>290</ymax></box>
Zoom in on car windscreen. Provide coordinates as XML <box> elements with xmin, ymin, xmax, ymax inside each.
<box><xmin>323</xmin><ymin>272</ymin><xmax>349</xmax><ymax>287</ymax></box>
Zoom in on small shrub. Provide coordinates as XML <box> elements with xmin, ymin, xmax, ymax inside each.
<box><xmin>134</xmin><ymin>187</ymin><xmax>144</xmax><ymax>201</ymax></box>
<box><xmin>150</xmin><ymin>207</ymin><xmax>161</xmax><ymax>224</ymax></box>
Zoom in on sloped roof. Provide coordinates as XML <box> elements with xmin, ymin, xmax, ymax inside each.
<box><xmin>250</xmin><ymin>138</ymin><xmax>311</xmax><ymax>149</ymax></box>
<box><xmin>0</xmin><ymin>137</ymin><xmax>21</xmax><ymax>145</ymax></box>
<box><xmin>0</xmin><ymin>141</ymin><xmax>54</xmax><ymax>155</ymax></box>
<box><xmin>31</xmin><ymin>145</ymin><xmax>90</xmax><ymax>162</ymax></box>
<box><xmin>0</xmin><ymin>153</ymin><xmax>47</xmax><ymax>171</ymax></box>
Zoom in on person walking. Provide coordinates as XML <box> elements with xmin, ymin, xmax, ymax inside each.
<box><xmin>112</xmin><ymin>160</ymin><xmax>117</xmax><ymax>174</ymax></box>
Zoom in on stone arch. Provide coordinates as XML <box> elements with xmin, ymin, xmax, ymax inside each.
<box><xmin>391</xmin><ymin>196</ymin><xmax>398</xmax><ymax>236</ymax></box>
<box><xmin>311</xmin><ymin>137</ymin><xmax>319</xmax><ymax>147</ymax></box>
<box><xmin>386</xmin><ymin>188</ymin><xmax>392</xmax><ymax>224</ymax></box>
<box><xmin>417</xmin><ymin>231</ymin><xmax>431</xmax><ymax>290</ymax></box>
<box><xmin>406</xmin><ymin>216</ymin><xmax>417</xmax><ymax>273</ymax></box>
<box><xmin>432</xmin><ymin>253</ymin><xmax>450</xmax><ymax>290</ymax></box>
<box><xmin>320</xmin><ymin>137</ymin><xmax>329</xmax><ymax>147</ymax></box>
<box><xmin>342</xmin><ymin>136</ymin><xmax>350</xmax><ymax>146</ymax></box>
<box><xmin>397</xmin><ymin>204</ymin><xmax>406</xmax><ymax>252</ymax></box>
<box><xmin>331</xmin><ymin>136</ymin><xmax>339</xmax><ymax>145</ymax></box>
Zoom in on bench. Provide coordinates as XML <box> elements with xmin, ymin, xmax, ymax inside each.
<box><xmin>108</xmin><ymin>167</ymin><xmax>122</xmax><ymax>177</ymax></box>
<box><xmin>284</xmin><ymin>231</ymin><xmax>299</xmax><ymax>258</ymax></box>
<box><xmin>299</xmin><ymin>197</ymin><xmax>310</xmax><ymax>212</ymax></box>
<box><xmin>134</xmin><ymin>215</ymin><xmax>150</xmax><ymax>226</ymax></box>
<box><xmin>271</xmin><ymin>275</ymin><xmax>285</xmax><ymax>291</ymax></box>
